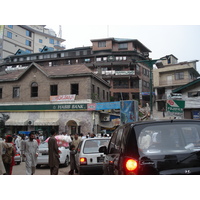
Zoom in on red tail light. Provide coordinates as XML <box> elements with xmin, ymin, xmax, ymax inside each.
<box><xmin>125</xmin><ymin>158</ymin><xmax>138</xmax><ymax>175</ymax></box>
<box><xmin>80</xmin><ymin>157</ymin><xmax>87</xmax><ymax>165</ymax></box>
<box><xmin>15</xmin><ymin>153</ymin><xmax>20</xmax><ymax>156</ymax></box>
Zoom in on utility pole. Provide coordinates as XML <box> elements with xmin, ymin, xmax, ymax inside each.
<box><xmin>132</xmin><ymin>58</ymin><xmax>166</xmax><ymax>118</ymax></box>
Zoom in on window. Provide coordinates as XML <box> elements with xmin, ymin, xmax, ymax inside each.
<box><xmin>98</xmin><ymin>41</ymin><xmax>106</xmax><ymax>47</ymax></box>
<box><xmin>26</xmin><ymin>50</ymin><xmax>31</xmax><ymax>54</ymax></box>
<box><xmin>26</xmin><ymin>30</ymin><xmax>32</xmax><ymax>37</ymax></box>
<box><xmin>188</xmin><ymin>91</ymin><xmax>200</xmax><ymax>97</ymax></box>
<box><xmin>0</xmin><ymin>88</ymin><xmax>2</xmax><ymax>99</ymax></box>
<box><xmin>31</xmin><ymin>82</ymin><xmax>38</xmax><ymax>97</ymax></box>
<box><xmin>50</xmin><ymin>85</ymin><xmax>58</xmax><ymax>96</ymax></box>
<box><xmin>39</xmin><ymin>39</ymin><xmax>43</xmax><ymax>43</ymax></box>
<box><xmin>97</xmin><ymin>87</ymin><xmax>100</xmax><ymax>98</ymax></box>
<box><xmin>7</xmin><ymin>31</ymin><xmax>12</xmax><ymax>39</ymax></box>
<box><xmin>25</xmin><ymin>40</ymin><xmax>31</xmax><ymax>47</ymax></box>
<box><xmin>13</xmin><ymin>87</ymin><xmax>20</xmax><ymax>98</ymax></box>
<box><xmin>103</xmin><ymin>90</ymin><xmax>105</xmax><ymax>100</ymax></box>
<box><xmin>96</xmin><ymin>57</ymin><xmax>102</xmax><ymax>62</ymax></box>
<box><xmin>175</xmin><ymin>72</ymin><xmax>184</xmax><ymax>80</ymax></box>
<box><xmin>49</xmin><ymin>38</ymin><xmax>54</xmax><ymax>44</ymax></box>
<box><xmin>71</xmin><ymin>84</ymin><xmax>79</xmax><ymax>95</ymax></box>
<box><xmin>92</xmin><ymin>84</ymin><xmax>95</xmax><ymax>93</ymax></box>
<box><xmin>8</xmin><ymin>25</ymin><xmax>13</xmax><ymax>29</ymax></box>
<box><xmin>113</xmin><ymin>79</ymin><xmax>129</xmax><ymax>89</ymax></box>
<box><xmin>118</xmin><ymin>43</ymin><xmax>128</xmax><ymax>49</ymax></box>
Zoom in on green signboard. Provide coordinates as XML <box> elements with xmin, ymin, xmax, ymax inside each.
<box><xmin>0</xmin><ymin>103</ymin><xmax>87</xmax><ymax>112</ymax></box>
<box><xmin>167</xmin><ymin>100</ymin><xmax>185</xmax><ymax>113</ymax></box>
<box><xmin>167</xmin><ymin>99</ymin><xmax>185</xmax><ymax>118</ymax></box>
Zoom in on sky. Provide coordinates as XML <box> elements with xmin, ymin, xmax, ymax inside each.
<box><xmin>45</xmin><ymin>25</ymin><xmax>200</xmax><ymax>72</ymax></box>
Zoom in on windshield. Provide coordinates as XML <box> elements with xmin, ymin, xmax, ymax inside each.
<box><xmin>137</xmin><ymin>123</ymin><xmax>200</xmax><ymax>155</ymax></box>
<box><xmin>83</xmin><ymin>139</ymin><xmax>110</xmax><ymax>154</ymax></box>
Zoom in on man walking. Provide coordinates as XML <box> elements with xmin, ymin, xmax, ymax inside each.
<box><xmin>48</xmin><ymin>129</ymin><xmax>60</xmax><ymax>175</ymax></box>
<box><xmin>22</xmin><ymin>132</ymin><xmax>39</xmax><ymax>175</ymax></box>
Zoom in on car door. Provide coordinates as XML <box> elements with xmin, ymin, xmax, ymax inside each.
<box><xmin>105</xmin><ymin>128</ymin><xmax>124</xmax><ymax>174</ymax></box>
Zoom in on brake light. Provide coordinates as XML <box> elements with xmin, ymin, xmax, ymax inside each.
<box><xmin>125</xmin><ymin>158</ymin><xmax>138</xmax><ymax>175</ymax></box>
<box><xmin>80</xmin><ymin>157</ymin><xmax>87</xmax><ymax>165</ymax></box>
<box><xmin>15</xmin><ymin>153</ymin><xmax>20</xmax><ymax>156</ymax></box>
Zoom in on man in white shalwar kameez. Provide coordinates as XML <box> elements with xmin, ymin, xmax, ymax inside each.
<box><xmin>0</xmin><ymin>141</ymin><xmax>9</xmax><ymax>175</ymax></box>
<box><xmin>22</xmin><ymin>133</ymin><xmax>39</xmax><ymax>175</ymax></box>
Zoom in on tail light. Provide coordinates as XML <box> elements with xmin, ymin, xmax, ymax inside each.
<box><xmin>80</xmin><ymin>157</ymin><xmax>87</xmax><ymax>165</ymax></box>
<box><xmin>125</xmin><ymin>158</ymin><xmax>138</xmax><ymax>175</ymax></box>
<box><xmin>15</xmin><ymin>153</ymin><xmax>20</xmax><ymax>156</ymax></box>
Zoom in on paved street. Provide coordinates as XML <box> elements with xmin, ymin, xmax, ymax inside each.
<box><xmin>12</xmin><ymin>161</ymin><xmax>70</xmax><ymax>175</ymax></box>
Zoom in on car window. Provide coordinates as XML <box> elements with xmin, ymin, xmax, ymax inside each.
<box><xmin>83</xmin><ymin>139</ymin><xmax>109</xmax><ymax>154</ymax></box>
<box><xmin>137</xmin><ymin>123</ymin><xmax>200</xmax><ymax>155</ymax></box>
<box><xmin>108</xmin><ymin>128</ymin><xmax>123</xmax><ymax>154</ymax></box>
<box><xmin>39</xmin><ymin>142</ymin><xmax>48</xmax><ymax>148</ymax></box>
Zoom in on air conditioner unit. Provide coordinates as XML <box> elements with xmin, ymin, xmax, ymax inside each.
<box><xmin>28</xmin><ymin>120</ymin><xmax>34</xmax><ymax>126</ymax></box>
<box><xmin>101</xmin><ymin>116</ymin><xmax>110</xmax><ymax>122</ymax></box>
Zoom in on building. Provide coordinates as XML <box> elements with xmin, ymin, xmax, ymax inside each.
<box><xmin>0</xmin><ymin>62</ymin><xmax>110</xmax><ymax>137</ymax></box>
<box><xmin>172</xmin><ymin>78</ymin><xmax>200</xmax><ymax>119</ymax></box>
<box><xmin>0</xmin><ymin>37</ymin><xmax>152</xmax><ymax>106</ymax></box>
<box><xmin>0</xmin><ymin>25</ymin><xmax>65</xmax><ymax>61</ymax></box>
<box><xmin>153</xmin><ymin>54</ymin><xmax>199</xmax><ymax>111</ymax></box>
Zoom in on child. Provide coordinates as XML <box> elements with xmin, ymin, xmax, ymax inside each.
<box><xmin>68</xmin><ymin>144</ymin><xmax>76</xmax><ymax>175</ymax></box>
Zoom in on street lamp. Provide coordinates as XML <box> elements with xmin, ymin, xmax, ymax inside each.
<box><xmin>132</xmin><ymin>58</ymin><xmax>166</xmax><ymax>118</ymax></box>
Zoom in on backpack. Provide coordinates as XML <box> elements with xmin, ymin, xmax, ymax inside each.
<box><xmin>2</xmin><ymin>145</ymin><xmax>15</xmax><ymax>164</ymax></box>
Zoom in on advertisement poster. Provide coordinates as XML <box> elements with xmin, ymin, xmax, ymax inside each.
<box><xmin>120</xmin><ymin>100</ymin><xmax>138</xmax><ymax>124</ymax></box>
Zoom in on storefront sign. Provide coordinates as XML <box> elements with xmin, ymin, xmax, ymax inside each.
<box><xmin>50</xmin><ymin>94</ymin><xmax>76</xmax><ymax>102</ymax></box>
<box><xmin>115</xmin><ymin>71</ymin><xmax>135</xmax><ymax>75</ymax></box>
<box><xmin>0</xmin><ymin>103</ymin><xmax>87</xmax><ymax>112</ymax></box>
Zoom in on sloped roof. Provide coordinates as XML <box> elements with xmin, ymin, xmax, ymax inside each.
<box><xmin>172</xmin><ymin>78</ymin><xmax>200</xmax><ymax>93</ymax></box>
<box><xmin>0</xmin><ymin>63</ymin><xmax>110</xmax><ymax>87</ymax></box>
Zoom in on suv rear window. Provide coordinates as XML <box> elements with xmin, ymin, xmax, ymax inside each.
<box><xmin>137</xmin><ymin>123</ymin><xmax>200</xmax><ymax>155</ymax></box>
<box><xmin>83</xmin><ymin>139</ymin><xmax>109</xmax><ymax>154</ymax></box>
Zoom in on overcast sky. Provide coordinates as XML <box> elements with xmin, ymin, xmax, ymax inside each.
<box><xmin>46</xmin><ymin>25</ymin><xmax>200</xmax><ymax>73</ymax></box>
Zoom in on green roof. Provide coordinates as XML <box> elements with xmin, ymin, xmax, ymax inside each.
<box><xmin>172</xmin><ymin>78</ymin><xmax>200</xmax><ymax>93</ymax></box>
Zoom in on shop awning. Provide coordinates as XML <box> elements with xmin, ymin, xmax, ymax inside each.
<box><xmin>5</xmin><ymin>113</ymin><xmax>29</xmax><ymax>126</ymax></box>
<box><xmin>34</xmin><ymin>118</ymin><xmax>59</xmax><ymax>126</ymax></box>
<box><xmin>34</xmin><ymin>112</ymin><xmax>59</xmax><ymax>126</ymax></box>
<box><xmin>98</xmin><ymin>121</ymin><xmax>116</xmax><ymax>129</ymax></box>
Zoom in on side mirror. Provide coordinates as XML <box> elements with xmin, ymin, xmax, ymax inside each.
<box><xmin>99</xmin><ymin>145</ymin><xmax>108</xmax><ymax>154</ymax></box>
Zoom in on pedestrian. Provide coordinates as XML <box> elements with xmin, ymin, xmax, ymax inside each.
<box><xmin>162</xmin><ymin>107</ymin><xmax>166</xmax><ymax>117</ymax></box>
<box><xmin>20</xmin><ymin>134</ymin><xmax>26</xmax><ymax>162</ymax></box>
<box><xmin>68</xmin><ymin>144</ymin><xmax>76</xmax><ymax>175</ymax></box>
<box><xmin>0</xmin><ymin>140</ymin><xmax>9</xmax><ymax>175</ymax></box>
<box><xmin>22</xmin><ymin>132</ymin><xmax>39</xmax><ymax>175</ymax></box>
<box><xmin>71</xmin><ymin>133</ymin><xmax>81</xmax><ymax>149</ymax></box>
<box><xmin>2</xmin><ymin>135</ymin><xmax>15</xmax><ymax>175</ymax></box>
<box><xmin>48</xmin><ymin>129</ymin><xmax>60</xmax><ymax>175</ymax></box>
<box><xmin>14</xmin><ymin>134</ymin><xmax>22</xmax><ymax>154</ymax></box>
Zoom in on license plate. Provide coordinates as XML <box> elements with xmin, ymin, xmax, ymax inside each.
<box><xmin>97</xmin><ymin>156</ymin><xmax>104</xmax><ymax>162</ymax></box>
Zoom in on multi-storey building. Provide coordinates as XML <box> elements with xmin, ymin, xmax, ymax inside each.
<box><xmin>1</xmin><ymin>37</ymin><xmax>152</xmax><ymax>106</ymax></box>
<box><xmin>153</xmin><ymin>54</ymin><xmax>199</xmax><ymax>111</ymax></box>
<box><xmin>0</xmin><ymin>25</ymin><xmax>65</xmax><ymax>61</ymax></box>
<box><xmin>0</xmin><ymin>62</ymin><xmax>110</xmax><ymax>137</ymax></box>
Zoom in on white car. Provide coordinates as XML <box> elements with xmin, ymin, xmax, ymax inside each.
<box><xmin>75</xmin><ymin>137</ymin><xmax>110</xmax><ymax>175</ymax></box>
<box><xmin>36</xmin><ymin>142</ymin><xmax>70</xmax><ymax>168</ymax></box>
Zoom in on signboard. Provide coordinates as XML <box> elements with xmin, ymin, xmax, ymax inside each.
<box><xmin>115</xmin><ymin>71</ymin><xmax>135</xmax><ymax>76</ymax></box>
<box><xmin>120</xmin><ymin>100</ymin><xmax>138</xmax><ymax>124</ymax></box>
<box><xmin>50</xmin><ymin>94</ymin><xmax>76</xmax><ymax>102</ymax></box>
<box><xmin>167</xmin><ymin>100</ymin><xmax>185</xmax><ymax>118</ymax></box>
<box><xmin>192</xmin><ymin>110</ymin><xmax>200</xmax><ymax>119</ymax></box>
<box><xmin>95</xmin><ymin>101</ymin><xmax>120</xmax><ymax>110</ymax></box>
<box><xmin>0</xmin><ymin>103</ymin><xmax>87</xmax><ymax>112</ymax></box>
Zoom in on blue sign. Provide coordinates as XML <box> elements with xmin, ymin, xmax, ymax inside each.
<box><xmin>96</xmin><ymin>101</ymin><xmax>120</xmax><ymax>110</ymax></box>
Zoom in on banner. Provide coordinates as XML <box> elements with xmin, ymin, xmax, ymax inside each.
<box><xmin>120</xmin><ymin>100</ymin><xmax>138</xmax><ymax>124</ymax></box>
<box><xmin>50</xmin><ymin>94</ymin><xmax>75</xmax><ymax>102</ymax></box>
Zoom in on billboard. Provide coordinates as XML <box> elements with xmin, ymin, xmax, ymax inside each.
<box><xmin>167</xmin><ymin>99</ymin><xmax>185</xmax><ymax>118</ymax></box>
<box><xmin>120</xmin><ymin>100</ymin><xmax>138</xmax><ymax>124</ymax></box>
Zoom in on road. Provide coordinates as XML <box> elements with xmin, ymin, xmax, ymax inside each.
<box><xmin>12</xmin><ymin>161</ymin><xmax>71</xmax><ymax>175</ymax></box>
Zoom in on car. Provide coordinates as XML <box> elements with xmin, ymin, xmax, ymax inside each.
<box><xmin>14</xmin><ymin>152</ymin><xmax>21</xmax><ymax>165</ymax></box>
<box><xmin>36</xmin><ymin>142</ymin><xmax>70</xmax><ymax>168</ymax></box>
<box><xmin>99</xmin><ymin>119</ymin><xmax>200</xmax><ymax>175</ymax></box>
<box><xmin>75</xmin><ymin>137</ymin><xmax>110</xmax><ymax>175</ymax></box>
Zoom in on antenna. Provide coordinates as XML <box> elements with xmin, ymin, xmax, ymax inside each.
<box><xmin>107</xmin><ymin>25</ymin><xmax>109</xmax><ymax>37</ymax></box>
<box><xmin>58</xmin><ymin>25</ymin><xmax>62</xmax><ymax>38</ymax></box>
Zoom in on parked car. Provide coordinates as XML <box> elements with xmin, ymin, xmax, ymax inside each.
<box><xmin>36</xmin><ymin>142</ymin><xmax>70</xmax><ymax>168</ymax></box>
<box><xmin>14</xmin><ymin>152</ymin><xmax>21</xmax><ymax>165</ymax></box>
<box><xmin>75</xmin><ymin>137</ymin><xmax>110</xmax><ymax>174</ymax></box>
<box><xmin>99</xmin><ymin>119</ymin><xmax>200</xmax><ymax>175</ymax></box>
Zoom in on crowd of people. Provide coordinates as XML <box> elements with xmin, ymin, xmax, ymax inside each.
<box><xmin>0</xmin><ymin>130</ymin><xmax>107</xmax><ymax>175</ymax></box>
